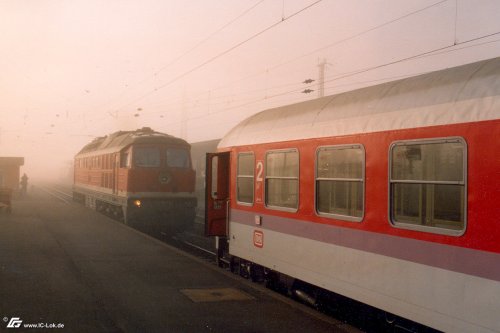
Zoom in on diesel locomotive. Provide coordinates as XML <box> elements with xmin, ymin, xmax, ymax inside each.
<box><xmin>74</xmin><ymin>127</ymin><xmax>196</xmax><ymax>233</ymax></box>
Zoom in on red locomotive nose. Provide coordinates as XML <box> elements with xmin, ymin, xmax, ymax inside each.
<box><xmin>73</xmin><ymin>128</ymin><xmax>197</xmax><ymax>234</ymax></box>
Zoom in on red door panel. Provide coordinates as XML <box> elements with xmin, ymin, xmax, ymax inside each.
<box><xmin>205</xmin><ymin>152</ymin><xmax>230</xmax><ymax>237</ymax></box>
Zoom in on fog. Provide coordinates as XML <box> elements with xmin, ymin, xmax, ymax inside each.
<box><xmin>1</xmin><ymin>0</ymin><xmax>499</xmax><ymax>182</ymax></box>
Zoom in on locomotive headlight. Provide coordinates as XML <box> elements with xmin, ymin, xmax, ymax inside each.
<box><xmin>133</xmin><ymin>199</ymin><xmax>142</xmax><ymax>208</ymax></box>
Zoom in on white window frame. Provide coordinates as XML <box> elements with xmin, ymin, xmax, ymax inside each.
<box><xmin>315</xmin><ymin>144</ymin><xmax>365</xmax><ymax>222</ymax></box>
<box><xmin>236</xmin><ymin>152</ymin><xmax>255</xmax><ymax>206</ymax></box>
<box><xmin>264</xmin><ymin>149</ymin><xmax>299</xmax><ymax>212</ymax></box>
<box><xmin>388</xmin><ymin>137</ymin><xmax>467</xmax><ymax>236</ymax></box>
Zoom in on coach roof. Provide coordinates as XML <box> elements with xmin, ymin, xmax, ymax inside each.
<box><xmin>219</xmin><ymin>57</ymin><xmax>500</xmax><ymax>149</ymax></box>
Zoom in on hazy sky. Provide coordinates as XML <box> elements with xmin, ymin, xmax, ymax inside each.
<box><xmin>1</xmin><ymin>0</ymin><xmax>499</xmax><ymax>181</ymax></box>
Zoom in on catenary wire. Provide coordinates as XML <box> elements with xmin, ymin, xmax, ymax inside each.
<box><xmin>148</xmin><ymin>35</ymin><xmax>500</xmax><ymax>128</ymax></box>
<box><xmin>110</xmin><ymin>0</ymin><xmax>451</xmax><ymax>115</ymax></box>
<box><xmin>107</xmin><ymin>0</ymin><xmax>324</xmax><ymax>115</ymax></box>
<box><xmin>141</xmin><ymin>0</ymin><xmax>452</xmax><ymax>110</ymax></box>
<box><xmin>99</xmin><ymin>0</ymin><xmax>267</xmax><ymax>114</ymax></box>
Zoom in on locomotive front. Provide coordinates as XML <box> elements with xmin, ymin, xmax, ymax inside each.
<box><xmin>122</xmin><ymin>134</ymin><xmax>197</xmax><ymax>232</ymax></box>
<box><xmin>73</xmin><ymin>127</ymin><xmax>196</xmax><ymax>233</ymax></box>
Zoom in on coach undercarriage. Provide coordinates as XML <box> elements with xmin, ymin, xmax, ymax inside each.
<box><xmin>217</xmin><ymin>238</ymin><xmax>437</xmax><ymax>333</ymax></box>
<box><xmin>74</xmin><ymin>187</ymin><xmax>196</xmax><ymax>234</ymax></box>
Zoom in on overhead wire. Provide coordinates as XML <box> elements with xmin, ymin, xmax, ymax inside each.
<box><xmin>18</xmin><ymin>0</ymin><xmax>269</xmax><ymax>133</ymax></box>
<box><xmin>198</xmin><ymin>35</ymin><xmax>500</xmax><ymax>114</ymax></box>
<box><xmin>104</xmin><ymin>35</ymin><xmax>500</xmax><ymax>127</ymax></box>
<box><xmin>165</xmin><ymin>0</ymin><xmax>451</xmax><ymax>103</ymax></box>
<box><xmin>319</xmin><ymin>31</ymin><xmax>500</xmax><ymax>86</ymax></box>
<box><xmin>120</xmin><ymin>0</ymin><xmax>452</xmax><ymax>116</ymax></box>
<box><xmin>51</xmin><ymin>1</ymin><xmax>499</xmax><ymax>133</ymax></box>
<box><xmin>99</xmin><ymin>0</ymin><xmax>266</xmax><ymax>115</ymax></box>
<box><xmin>108</xmin><ymin>0</ymin><xmax>324</xmax><ymax>114</ymax></box>
<box><xmin>7</xmin><ymin>35</ymin><xmax>499</xmax><ymax>140</ymax></box>
<box><xmin>4</xmin><ymin>1</ymin><xmax>498</xmax><ymax>142</ymax></box>
<box><xmin>152</xmin><ymin>0</ymin><xmax>267</xmax><ymax>77</ymax></box>
<box><xmin>155</xmin><ymin>34</ymin><xmax>500</xmax><ymax>129</ymax></box>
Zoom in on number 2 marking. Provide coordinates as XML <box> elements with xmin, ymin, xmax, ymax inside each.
<box><xmin>256</xmin><ymin>161</ymin><xmax>263</xmax><ymax>182</ymax></box>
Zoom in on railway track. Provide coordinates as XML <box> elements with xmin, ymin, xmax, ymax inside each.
<box><xmin>159</xmin><ymin>221</ymin><xmax>220</xmax><ymax>265</ymax></box>
<box><xmin>37</xmin><ymin>184</ymin><xmax>73</xmax><ymax>204</ymax></box>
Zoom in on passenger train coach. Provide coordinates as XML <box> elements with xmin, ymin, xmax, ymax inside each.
<box><xmin>74</xmin><ymin>127</ymin><xmax>196</xmax><ymax>233</ymax></box>
<box><xmin>205</xmin><ymin>58</ymin><xmax>500</xmax><ymax>332</ymax></box>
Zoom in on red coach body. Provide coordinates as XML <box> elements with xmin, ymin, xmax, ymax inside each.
<box><xmin>206</xmin><ymin>58</ymin><xmax>500</xmax><ymax>332</ymax></box>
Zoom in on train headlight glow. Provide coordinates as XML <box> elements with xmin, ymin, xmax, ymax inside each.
<box><xmin>133</xmin><ymin>199</ymin><xmax>142</xmax><ymax>208</ymax></box>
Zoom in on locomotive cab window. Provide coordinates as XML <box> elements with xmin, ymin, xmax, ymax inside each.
<box><xmin>265</xmin><ymin>149</ymin><xmax>299</xmax><ymax>211</ymax></box>
<box><xmin>134</xmin><ymin>146</ymin><xmax>160</xmax><ymax>167</ymax></box>
<box><xmin>237</xmin><ymin>152</ymin><xmax>254</xmax><ymax>205</ymax></box>
<box><xmin>389</xmin><ymin>137</ymin><xmax>466</xmax><ymax>235</ymax></box>
<box><xmin>316</xmin><ymin>145</ymin><xmax>364</xmax><ymax>221</ymax></box>
<box><xmin>166</xmin><ymin>148</ymin><xmax>190</xmax><ymax>168</ymax></box>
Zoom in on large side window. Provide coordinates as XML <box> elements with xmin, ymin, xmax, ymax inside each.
<box><xmin>265</xmin><ymin>149</ymin><xmax>299</xmax><ymax>210</ymax></box>
<box><xmin>316</xmin><ymin>145</ymin><xmax>364</xmax><ymax>221</ymax></box>
<box><xmin>237</xmin><ymin>153</ymin><xmax>254</xmax><ymax>205</ymax></box>
<box><xmin>390</xmin><ymin>137</ymin><xmax>466</xmax><ymax>234</ymax></box>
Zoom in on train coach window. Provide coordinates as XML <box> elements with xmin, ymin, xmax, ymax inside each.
<box><xmin>237</xmin><ymin>153</ymin><xmax>254</xmax><ymax>205</ymax></box>
<box><xmin>265</xmin><ymin>149</ymin><xmax>299</xmax><ymax>211</ymax></box>
<box><xmin>134</xmin><ymin>147</ymin><xmax>160</xmax><ymax>167</ymax></box>
<box><xmin>316</xmin><ymin>145</ymin><xmax>364</xmax><ymax>221</ymax></box>
<box><xmin>166</xmin><ymin>148</ymin><xmax>190</xmax><ymax>168</ymax></box>
<box><xmin>389</xmin><ymin>138</ymin><xmax>466</xmax><ymax>235</ymax></box>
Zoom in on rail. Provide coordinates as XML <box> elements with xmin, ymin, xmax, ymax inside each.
<box><xmin>37</xmin><ymin>184</ymin><xmax>73</xmax><ymax>204</ymax></box>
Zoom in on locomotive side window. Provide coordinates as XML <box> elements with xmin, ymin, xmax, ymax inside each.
<box><xmin>389</xmin><ymin>137</ymin><xmax>466</xmax><ymax>235</ymax></box>
<box><xmin>166</xmin><ymin>148</ymin><xmax>190</xmax><ymax>168</ymax></box>
<box><xmin>237</xmin><ymin>152</ymin><xmax>254</xmax><ymax>205</ymax></box>
<box><xmin>120</xmin><ymin>151</ymin><xmax>131</xmax><ymax>168</ymax></box>
<box><xmin>316</xmin><ymin>145</ymin><xmax>364</xmax><ymax>221</ymax></box>
<box><xmin>134</xmin><ymin>147</ymin><xmax>160</xmax><ymax>167</ymax></box>
<box><xmin>265</xmin><ymin>149</ymin><xmax>299</xmax><ymax>211</ymax></box>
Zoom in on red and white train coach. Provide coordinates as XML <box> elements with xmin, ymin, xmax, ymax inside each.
<box><xmin>74</xmin><ymin>127</ymin><xmax>196</xmax><ymax>232</ymax></box>
<box><xmin>205</xmin><ymin>58</ymin><xmax>500</xmax><ymax>332</ymax></box>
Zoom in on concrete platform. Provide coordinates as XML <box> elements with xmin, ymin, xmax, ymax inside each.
<box><xmin>0</xmin><ymin>188</ymin><xmax>355</xmax><ymax>332</ymax></box>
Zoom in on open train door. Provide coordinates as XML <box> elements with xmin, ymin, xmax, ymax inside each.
<box><xmin>205</xmin><ymin>152</ymin><xmax>230</xmax><ymax>237</ymax></box>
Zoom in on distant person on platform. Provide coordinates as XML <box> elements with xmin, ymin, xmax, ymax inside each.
<box><xmin>20</xmin><ymin>173</ymin><xmax>28</xmax><ymax>196</ymax></box>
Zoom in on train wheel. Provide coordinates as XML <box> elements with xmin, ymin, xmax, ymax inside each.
<box><xmin>250</xmin><ymin>264</ymin><xmax>265</xmax><ymax>283</ymax></box>
<box><xmin>229</xmin><ymin>257</ymin><xmax>238</xmax><ymax>274</ymax></box>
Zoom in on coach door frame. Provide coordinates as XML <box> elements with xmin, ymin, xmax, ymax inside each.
<box><xmin>205</xmin><ymin>152</ymin><xmax>230</xmax><ymax>237</ymax></box>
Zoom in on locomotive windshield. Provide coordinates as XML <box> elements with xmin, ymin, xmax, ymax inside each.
<box><xmin>166</xmin><ymin>148</ymin><xmax>190</xmax><ymax>168</ymax></box>
<box><xmin>134</xmin><ymin>147</ymin><xmax>161</xmax><ymax>167</ymax></box>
